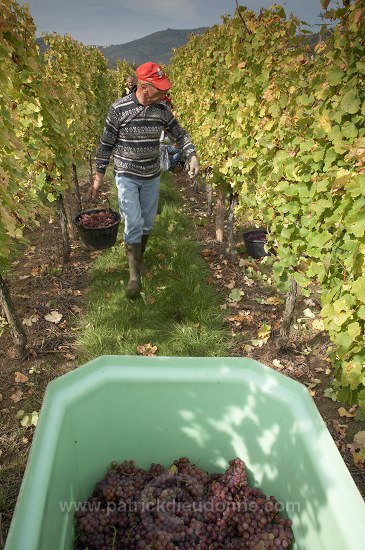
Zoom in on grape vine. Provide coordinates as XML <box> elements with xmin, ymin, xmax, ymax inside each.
<box><xmin>0</xmin><ymin>0</ymin><xmax>132</xmax><ymax>354</ymax></box>
<box><xmin>170</xmin><ymin>1</ymin><xmax>365</xmax><ymax>412</ymax></box>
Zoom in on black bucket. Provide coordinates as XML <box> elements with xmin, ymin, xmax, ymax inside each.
<box><xmin>73</xmin><ymin>208</ymin><xmax>121</xmax><ymax>250</ymax></box>
<box><xmin>243</xmin><ymin>228</ymin><xmax>269</xmax><ymax>259</ymax></box>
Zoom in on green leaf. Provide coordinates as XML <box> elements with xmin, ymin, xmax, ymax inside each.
<box><xmin>323</xmin><ymin>387</ymin><xmax>337</xmax><ymax>401</ymax></box>
<box><xmin>324</xmin><ymin>147</ymin><xmax>337</xmax><ymax>168</ymax></box>
<box><xmin>246</xmin><ymin>93</ymin><xmax>256</xmax><ymax>107</ymax></box>
<box><xmin>358</xmin><ymin>305</ymin><xmax>365</xmax><ymax>320</ymax></box>
<box><xmin>341</xmin><ymin>121</ymin><xmax>358</xmax><ymax>139</ymax></box>
<box><xmin>306</xmin><ymin>231</ymin><xmax>332</xmax><ymax>255</ymax></box>
<box><xmin>327</xmin><ymin>67</ymin><xmax>344</xmax><ymax>86</ymax></box>
<box><xmin>342</xmin><ymin>361</ymin><xmax>363</xmax><ymax>391</ymax></box>
<box><xmin>347</xmin><ymin>322</ymin><xmax>361</xmax><ymax>340</ymax></box>
<box><xmin>346</xmin><ymin>211</ymin><xmax>365</xmax><ymax>238</ymax></box>
<box><xmin>306</xmin><ymin>260</ymin><xmax>326</xmax><ymax>280</ymax></box>
<box><xmin>335</xmin><ymin>332</ymin><xmax>353</xmax><ymax>359</ymax></box>
<box><xmin>340</xmin><ymin>89</ymin><xmax>361</xmax><ymax>114</ymax></box>
<box><xmin>293</xmin><ymin>271</ymin><xmax>310</xmax><ymax>288</ymax></box>
<box><xmin>229</xmin><ymin>288</ymin><xmax>244</xmax><ymax>302</ymax></box>
<box><xmin>352</xmin><ymin>277</ymin><xmax>365</xmax><ymax>304</ymax></box>
<box><xmin>299</xmin><ymin>140</ymin><xmax>313</xmax><ymax>153</ymax></box>
<box><xmin>296</xmin><ymin>94</ymin><xmax>314</xmax><ymax>106</ymax></box>
<box><xmin>279</xmin><ymin>94</ymin><xmax>288</xmax><ymax>109</ymax></box>
<box><xmin>328</xmin><ymin>125</ymin><xmax>341</xmax><ymax>142</ymax></box>
<box><xmin>346</xmin><ymin>175</ymin><xmax>365</xmax><ymax>197</ymax></box>
<box><xmin>332</xmin><ymin>299</ymin><xmax>353</xmax><ymax>328</ymax></box>
<box><xmin>337</xmin><ymin>386</ymin><xmax>352</xmax><ymax>403</ymax></box>
<box><xmin>47</xmin><ymin>193</ymin><xmax>57</xmax><ymax>203</ymax></box>
<box><xmin>268</xmin><ymin>103</ymin><xmax>280</xmax><ymax>118</ymax></box>
<box><xmin>35</xmin><ymin>173</ymin><xmax>46</xmax><ymax>188</ymax></box>
<box><xmin>312</xmin><ymin>148</ymin><xmax>324</xmax><ymax>162</ymax></box>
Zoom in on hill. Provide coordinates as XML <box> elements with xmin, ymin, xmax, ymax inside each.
<box><xmin>98</xmin><ymin>27</ymin><xmax>208</xmax><ymax>67</ymax></box>
<box><xmin>35</xmin><ymin>27</ymin><xmax>208</xmax><ymax>68</ymax></box>
<box><xmin>35</xmin><ymin>26</ymin><xmax>328</xmax><ymax>69</ymax></box>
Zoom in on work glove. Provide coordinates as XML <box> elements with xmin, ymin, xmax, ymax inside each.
<box><xmin>188</xmin><ymin>155</ymin><xmax>199</xmax><ymax>178</ymax></box>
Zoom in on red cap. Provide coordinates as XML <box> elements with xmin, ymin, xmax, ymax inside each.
<box><xmin>136</xmin><ymin>62</ymin><xmax>172</xmax><ymax>91</ymax></box>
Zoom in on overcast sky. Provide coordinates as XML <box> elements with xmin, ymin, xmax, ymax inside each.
<box><xmin>22</xmin><ymin>1</ymin><xmax>329</xmax><ymax>47</ymax></box>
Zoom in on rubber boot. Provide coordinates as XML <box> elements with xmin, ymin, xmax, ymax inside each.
<box><xmin>140</xmin><ymin>234</ymin><xmax>149</xmax><ymax>273</ymax></box>
<box><xmin>141</xmin><ymin>234</ymin><xmax>149</xmax><ymax>256</ymax></box>
<box><xmin>125</xmin><ymin>243</ymin><xmax>142</xmax><ymax>298</ymax></box>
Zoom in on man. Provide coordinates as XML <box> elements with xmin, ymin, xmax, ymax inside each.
<box><xmin>88</xmin><ymin>61</ymin><xmax>199</xmax><ymax>298</ymax></box>
<box><xmin>121</xmin><ymin>74</ymin><xmax>136</xmax><ymax>97</ymax></box>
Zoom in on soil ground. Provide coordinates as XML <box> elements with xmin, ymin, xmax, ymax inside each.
<box><xmin>0</xmin><ymin>170</ymin><xmax>364</xmax><ymax>547</ymax></box>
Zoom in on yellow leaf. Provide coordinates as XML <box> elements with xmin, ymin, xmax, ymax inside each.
<box><xmin>169</xmin><ymin>464</ymin><xmax>178</xmax><ymax>474</ymax></box>
<box><xmin>266</xmin><ymin>296</ymin><xmax>282</xmax><ymax>305</ymax></box>
<box><xmin>243</xmin><ymin>344</ymin><xmax>253</xmax><ymax>353</ymax></box>
<box><xmin>22</xmin><ymin>315</ymin><xmax>39</xmax><ymax>327</ymax></box>
<box><xmin>338</xmin><ymin>407</ymin><xmax>356</xmax><ymax>418</ymax></box>
<box><xmin>303</xmin><ymin>308</ymin><xmax>315</xmax><ymax>319</ymax></box>
<box><xmin>44</xmin><ymin>310</ymin><xmax>63</xmax><ymax>324</ymax></box>
<box><xmin>15</xmin><ymin>372</ymin><xmax>29</xmax><ymax>383</ymax></box>
<box><xmin>258</xmin><ymin>323</ymin><xmax>271</xmax><ymax>340</ymax></box>
<box><xmin>349</xmin><ymin>431</ymin><xmax>365</xmax><ymax>465</ymax></box>
<box><xmin>313</xmin><ymin>319</ymin><xmax>325</xmax><ymax>331</ymax></box>
<box><xmin>31</xmin><ymin>411</ymin><xmax>39</xmax><ymax>426</ymax></box>
<box><xmin>136</xmin><ymin>343</ymin><xmax>158</xmax><ymax>356</ymax></box>
<box><xmin>354</xmin><ymin>431</ymin><xmax>365</xmax><ymax>447</ymax></box>
<box><xmin>10</xmin><ymin>389</ymin><xmax>23</xmax><ymax>403</ymax></box>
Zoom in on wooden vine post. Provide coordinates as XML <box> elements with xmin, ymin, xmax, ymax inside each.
<box><xmin>227</xmin><ymin>194</ymin><xmax>237</xmax><ymax>260</ymax></box>
<box><xmin>276</xmin><ymin>277</ymin><xmax>299</xmax><ymax>350</ymax></box>
<box><xmin>215</xmin><ymin>190</ymin><xmax>225</xmax><ymax>242</ymax></box>
<box><xmin>0</xmin><ymin>274</ymin><xmax>27</xmax><ymax>359</ymax></box>
<box><xmin>57</xmin><ymin>195</ymin><xmax>71</xmax><ymax>264</ymax></box>
<box><xmin>206</xmin><ymin>183</ymin><xmax>213</xmax><ymax>219</ymax></box>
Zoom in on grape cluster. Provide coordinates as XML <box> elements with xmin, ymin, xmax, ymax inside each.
<box><xmin>78</xmin><ymin>211</ymin><xmax>117</xmax><ymax>228</ymax></box>
<box><xmin>74</xmin><ymin>457</ymin><xmax>294</xmax><ymax>549</ymax></box>
<box><xmin>245</xmin><ymin>233</ymin><xmax>267</xmax><ymax>242</ymax></box>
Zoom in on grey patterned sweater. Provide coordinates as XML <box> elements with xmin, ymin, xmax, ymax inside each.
<box><xmin>95</xmin><ymin>92</ymin><xmax>197</xmax><ymax>179</ymax></box>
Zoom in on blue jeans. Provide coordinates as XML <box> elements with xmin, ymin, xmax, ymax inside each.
<box><xmin>116</xmin><ymin>174</ymin><xmax>160</xmax><ymax>244</ymax></box>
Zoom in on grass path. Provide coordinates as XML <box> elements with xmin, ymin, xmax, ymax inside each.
<box><xmin>75</xmin><ymin>171</ymin><xmax>232</xmax><ymax>361</ymax></box>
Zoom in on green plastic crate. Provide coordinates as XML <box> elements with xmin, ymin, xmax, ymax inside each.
<box><xmin>5</xmin><ymin>356</ymin><xmax>365</xmax><ymax>549</ymax></box>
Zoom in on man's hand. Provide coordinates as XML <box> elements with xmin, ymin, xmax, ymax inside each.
<box><xmin>88</xmin><ymin>174</ymin><xmax>103</xmax><ymax>199</ymax></box>
<box><xmin>188</xmin><ymin>155</ymin><xmax>199</xmax><ymax>178</ymax></box>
